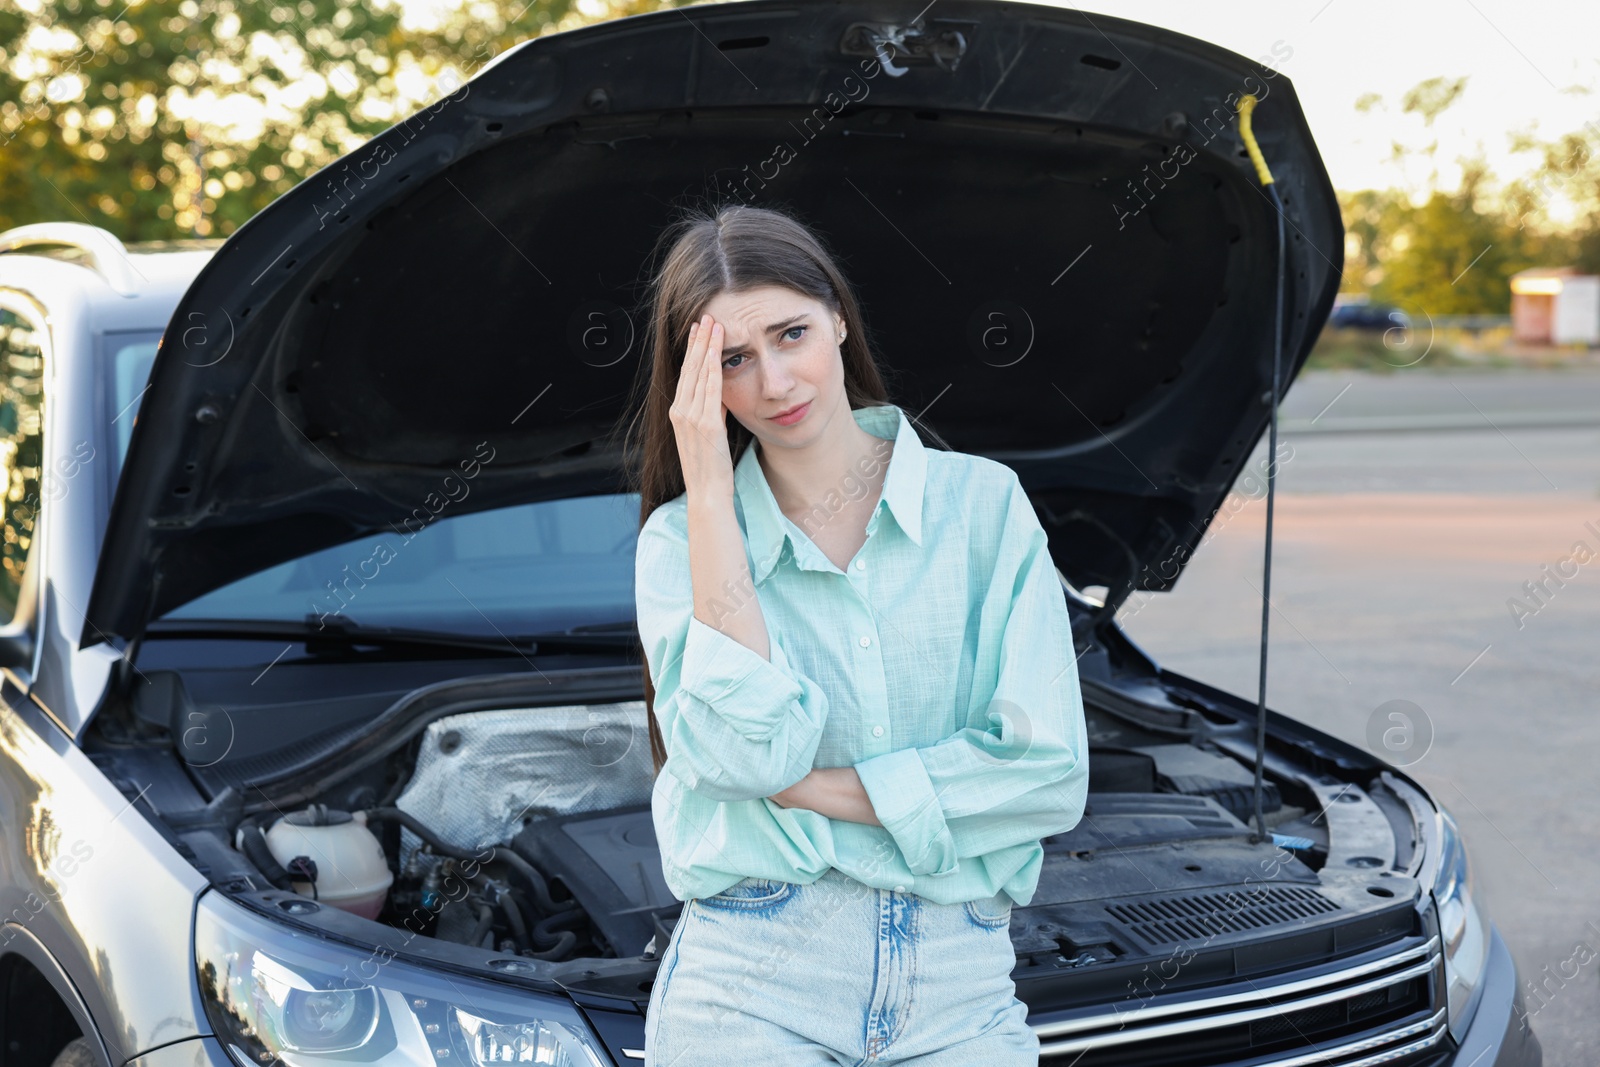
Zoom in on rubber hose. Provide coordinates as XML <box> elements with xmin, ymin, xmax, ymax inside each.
<box><xmin>480</xmin><ymin>877</ymin><xmax>531</xmax><ymax>954</ymax></box>
<box><xmin>468</xmin><ymin>903</ymin><xmax>495</xmax><ymax>950</ymax></box>
<box><xmin>534</xmin><ymin>905</ymin><xmax>587</xmax><ymax>938</ymax></box>
<box><xmin>361</xmin><ymin>807</ymin><xmax>564</xmax><ymax>914</ymax></box>
<box><xmin>529</xmin><ymin>906</ymin><xmax>585</xmax><ymax>959</ymax></box>
<box><xmin>238</xmin><ymin>823</ymin><xmax>295</xmax><ymax>891</ymax></box>
<box><xmin>507</xmin><ymin>886</ymin><xmax>579</xmax><ymax>951</ymax></box>
<box><xmin>526</xmin><ymin>928</ymin><xmax>577</xmax><ymax>962</ymax></box>
<box><xmin>500</xmin><ymin>894</ymin><xmax>533</xmax><ymax>954</ymax></box>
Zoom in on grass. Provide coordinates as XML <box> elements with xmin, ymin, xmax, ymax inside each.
<box><xmin>1304</xmin><ymin>326</ymin><xmax>1595</xmax><ymax>373</ymax></box>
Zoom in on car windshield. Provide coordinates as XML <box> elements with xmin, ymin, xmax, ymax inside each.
<box><xmin>101</xmin><ymin>331</ymin><xmax>643</xmax><ymax>638</ymax></box>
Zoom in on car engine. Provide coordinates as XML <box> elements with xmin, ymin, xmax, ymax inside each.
<box><xmin>383</xmin><ymin>703</ymin><xmax>671</xmax><ymax>960</ymax></box>
<box><xmin>214</xmin><ymin>696</ymin><xmax>1346</xmax><ymax>972</ymax></box>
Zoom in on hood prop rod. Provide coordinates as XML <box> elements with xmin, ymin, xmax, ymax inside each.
<box><xmin>1238</xmin><ymin>94</ymin><xmax>1284</xmax><ymax>847</ymax></box>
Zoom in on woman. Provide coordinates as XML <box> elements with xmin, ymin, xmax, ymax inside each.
<box><xmin>625</xmin><ymin>204</ymin><xmax>1089</xmax><ymax>1065</ymax></box>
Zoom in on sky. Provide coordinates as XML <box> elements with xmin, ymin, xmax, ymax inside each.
<box><xmin>1049</xmin><ymin>0</ymin><xmax>1600</xmax><ymax>218</ymax></box>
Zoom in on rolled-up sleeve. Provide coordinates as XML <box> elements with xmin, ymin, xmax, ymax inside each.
<box><xmin>854</xmin><ymin>472</ymin><xmax>1089</xmax><ymax>876</ymax></box>
<box><xmin>635</xmin><ymin>506</ymin><xmax>832</xmax><ymax>802</ymax></box>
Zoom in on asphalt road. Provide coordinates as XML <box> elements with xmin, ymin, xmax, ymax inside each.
<box><xmin>1113</xmin><ymin>366</ymin><xmax>1600</xmax><ymax>1065</ymax></box>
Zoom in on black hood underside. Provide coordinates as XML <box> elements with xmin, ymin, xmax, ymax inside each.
<box><xmin>85</xmin><ymin>0</ymin><xmax>1342</xmax><ymax>647</ymax></box>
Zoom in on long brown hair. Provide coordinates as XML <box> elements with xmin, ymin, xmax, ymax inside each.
<box><xmin>618</xmin><ymin>202</ymin><xmax>933</xmax><ymax>778</ymax></box>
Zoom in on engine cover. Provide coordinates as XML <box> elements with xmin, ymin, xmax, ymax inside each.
<box><xmin>512</xmin><ymin>803</ymin><xmax>679</xmax><ymax>958</ymax></box>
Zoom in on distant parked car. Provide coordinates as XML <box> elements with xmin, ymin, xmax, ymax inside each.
<box><xmin>1330</xmin><ymin>298</ymin><xmax>1413</xmax><ymax>332</ymax></box>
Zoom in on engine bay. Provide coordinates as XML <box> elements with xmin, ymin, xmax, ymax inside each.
<box><xmin>86</xmin><ymin>637</ymin><xmax>1427</xmax><ymax>1005</ymax></box>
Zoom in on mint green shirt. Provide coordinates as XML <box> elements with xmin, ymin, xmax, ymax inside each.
<box><xmin>634</xmin><ymin>402</ymin><xmax>1088</xmax><ymax>907</ymax></box>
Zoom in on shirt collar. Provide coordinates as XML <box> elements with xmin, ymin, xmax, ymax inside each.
<box><xmin>734</xmin><ymin>402</ymin><xmax>927</xmax><ymax>582</ymax></box>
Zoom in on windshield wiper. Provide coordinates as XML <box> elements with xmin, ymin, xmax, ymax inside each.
<box><xmin>523</xmin><ymin>621</ymin><xmax>640</xmax><ymax>650</ymax></box>
<box><xmin>141</xmin><ymin>617</ymin><xmax>638</xmax><ymax>657</ymax></box>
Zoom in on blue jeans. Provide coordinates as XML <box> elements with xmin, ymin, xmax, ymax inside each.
<box><xmin>643</xmin><ymin>867</ymin><xmax>1038</xmax><ymax>1065</ymax></box>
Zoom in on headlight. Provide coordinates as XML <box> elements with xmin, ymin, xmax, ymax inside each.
<box><xmin>1432</xmin><ymin>804</ymin><xmax>1489</xmax><ymax>1042</ymax></box>
<box><xmin>195</xmin><ymin>891</ymin><xmax>609</xmax><ymax>1067</ymax></box>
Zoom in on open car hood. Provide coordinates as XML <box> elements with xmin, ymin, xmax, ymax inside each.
<box><xmin>84</xmin><ymin>0</ymin><xmax>1342</xmax><ymax>648</ymax></box>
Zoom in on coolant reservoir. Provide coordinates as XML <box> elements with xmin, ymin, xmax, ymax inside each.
<box><xmin>264</xmin><ymin>805</ymin><xmax>394</xmax><ymax>920</ymax></box>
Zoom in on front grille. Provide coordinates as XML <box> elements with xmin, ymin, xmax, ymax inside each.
<box><xmin>1107</xmin><ymin>885</ymin><xmax>1342</xmax><ymax>946</ymax></box>
<box><xmin>1032</xmin><ymin>936</ymin><xmax>1448</xmax><ymax>1067</ymax></box>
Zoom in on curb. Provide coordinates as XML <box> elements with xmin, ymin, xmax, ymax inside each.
<box><xmin>1279</xmin><ymin>411</ymin><xmax>1600</xmax><ymax>434</ymax></box>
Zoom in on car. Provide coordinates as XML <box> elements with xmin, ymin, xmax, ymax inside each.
<box><xmin>0</xmin><ymin>2</ymin><xmax>1543</xmax><ymax>1066</ymax></box>
<box><xmin>1329</xmin><ymin>296</ymin><xmax>1414</xmax><ymax>332</ymax></box>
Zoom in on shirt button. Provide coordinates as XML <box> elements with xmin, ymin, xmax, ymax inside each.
<box><xmin>872</xmin><ymin>725</ymin><xmax>884</xmax><ymax>737</ymax></box>
<box><xmin>859</xmin><ymin>635</ymin><xmax>871</xmax><ymax>648</ymax></box>
<box><xmin>854</xmin><ymin>559</ymin><xmax>866</xmax><ymax>571</ymax></box>
<box><xmin>894</xmin><ymin>885</ymin><xmax>906</xmax><ymax>893</ymax></box>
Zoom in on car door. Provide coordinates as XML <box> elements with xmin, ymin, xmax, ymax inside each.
<box><xmin>0</xmin><ymin>299</ymin><xmax>210</xmax><ymax>1064</ymax></box>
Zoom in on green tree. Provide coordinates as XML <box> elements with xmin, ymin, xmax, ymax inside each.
<box><xmin>1337</xmin><ymin>186</ymin><xmax>1411</xmax><ymax>294</ymax></box>
<box><xmin>1504</xmin><ymin>121</ymin><xmax>1600</xmax><ymax>274</ymax></box>
<box><xmin>1373</xmin><ymin>158</ymin><xmax>1534</xmax><ymax>315</ymax></box>
<box><xmin>1397</xmin><ymin>75</ymin><xmax>1468</xmax><ymax>194</ymax></box>
<box><xmin>1339</xmin><ymin>76</ymin><xmax>1563</xmax><ymax>315</ymax></box>
<box><xmin>0</xmin><ymin>0</ymin><xmax>690</xmax><ymax>239</ymax></box>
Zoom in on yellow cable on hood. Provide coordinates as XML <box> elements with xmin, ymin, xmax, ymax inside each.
<box><xmin>1237</xmin><ymin>94</ymin><xmax>1275</xmax><ymax>186</ymax></box>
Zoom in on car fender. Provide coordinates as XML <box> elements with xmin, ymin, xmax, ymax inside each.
<box><xmin>0</xmin><ymin>677</ymin><xmax>211</xmax><ymax>1063</ymax></box>
<box><xmin>0</xmin><ymin>921</ymin><xmax>111</xmax><ymax>1067</ymax></box>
